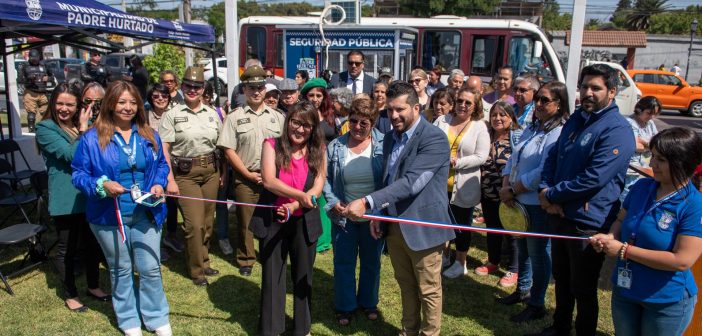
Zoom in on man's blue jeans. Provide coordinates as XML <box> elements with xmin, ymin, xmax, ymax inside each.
<box><xmin>90</xmin><ymin>214</ymin><xmax>170</xmax><ymax>332</ymax></box>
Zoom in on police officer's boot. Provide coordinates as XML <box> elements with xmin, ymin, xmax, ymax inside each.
<box><xmin>27</xmin><ymin>112</ymin><xmax>36</xmax><ymax>132</ymax></box>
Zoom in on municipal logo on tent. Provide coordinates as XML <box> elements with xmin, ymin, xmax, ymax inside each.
<box><xmin>25</xmin><ymin>0</ymin><xmax>42</xmax><ymax>21</ymax></box>
<box><xmin>172</xmin><ymin>21</ymin><xmax>184</xmax><ymax>31</ymax></box>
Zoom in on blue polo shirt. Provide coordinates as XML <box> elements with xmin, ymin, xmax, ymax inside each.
<box><xmin>614</xmin><ymin>178</ymin><xmax>702</xmax><ymax>303</ymax></box>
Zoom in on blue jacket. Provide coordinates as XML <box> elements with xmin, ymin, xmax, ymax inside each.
<box><xmin>369</xmin><ymin>118</ymin><xmax>455</xmax><ymax>251</ymax></box>
<box><xmin>323</xmin><ymin>128</ymin><xmax>385</xmax><ymax>228</ymax></box>
<box><xmin>540</xmin><ymin>103</ymin><xmax>635</xmax><ymax>229</ymax></box>
<box><xmin>71</xmin><ymin>128</ymin><xmax>170</xmax><ymax>227</ymax></box>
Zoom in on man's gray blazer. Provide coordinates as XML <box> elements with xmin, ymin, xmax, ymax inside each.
<box><xmin>369</xmin><ymin>117</ymin><xmax>456</xmax><ymax>251</ymax></box>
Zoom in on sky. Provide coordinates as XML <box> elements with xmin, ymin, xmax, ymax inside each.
<box><xmin>102</xmin><ymin>0</ymin><xmax>700</xmax><ymax>21</ymax></box>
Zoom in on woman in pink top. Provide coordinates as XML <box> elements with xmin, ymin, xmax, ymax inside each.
<box><xmin>250</xmin><ymin>100</ymin><xmax>327</xmax><ymax>336</ymax></box>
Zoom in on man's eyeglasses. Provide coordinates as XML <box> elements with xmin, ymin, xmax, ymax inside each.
<box><xmin>289</xmin><ymin>119</ymin><xmax>313</xmax><ymax>131</ymax></box>
<box><xmin>348</xmin><ymin>118</ymin><xmax>371</xmax><ymax>128</ymax></box>
<box><xmin>266</xmin><ymin>75</ymin><xmax>274</xmax><ymax>78</ymax></box>
<box><xmin>347</xmin><ymin>61</ymin><xmax>364</xmax><ymax>67</ymax></box>
<box><xmin>515</xmin><ymin>87</ymin><xmax>532</xmax><ymax>94</ymax></box>
<box><xmin>534</xmin><ymin>96</ymin><xmax>557</xmax><ymax>105</ymax></box>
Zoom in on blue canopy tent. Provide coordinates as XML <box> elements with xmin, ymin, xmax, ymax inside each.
<box><xmin>0</xmin><ymin>0</ymin><xmax>218</xmax><ymax>139</ymax></box>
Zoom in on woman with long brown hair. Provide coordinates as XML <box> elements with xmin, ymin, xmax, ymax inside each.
<box><xmin>36</xmin><ymin>83</ymin><xmax>110</xmax><ymax>313</ymax></box>
<box><xmin>251</xmin><ymin>100</ymin><xmax>326</xmax><ymax>336</ymax></box>
<box><xmin>72</xmin><ymin>80</ymin><xmax>172</xmax><ymax>336</ymax></box>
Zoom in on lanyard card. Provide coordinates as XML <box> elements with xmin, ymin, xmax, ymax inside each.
<box><xmin>617</xmin><ymin>267</ymin><xmax>632</xmax><ymax>289</ymax></box>
<box><xmin>134</xmin><ymin>192</ymin><xmax>165</xmax><ymax>207</ymax></box>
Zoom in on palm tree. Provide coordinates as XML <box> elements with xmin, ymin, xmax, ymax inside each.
<box><xmin>626</xmin><ymin>0</ymin><xmax>671</xmax><ymax>30</ymax></box>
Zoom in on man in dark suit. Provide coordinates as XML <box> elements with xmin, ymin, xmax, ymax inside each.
<box><xmin>345</xmin><ymin>81</ymin><xmax>454</xmax><ymax>336</ymax></box>
<box><xmin>330</xmin><ymin>50</ymin><xmax>376</xmax><ymax>95</ymax></box>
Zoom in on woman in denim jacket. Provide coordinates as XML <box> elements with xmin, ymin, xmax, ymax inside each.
<box><xmin>322</xmin><ymin>96</ymin><xmax>385</xmax><ymax>326</ymax></box>
<box><xmin>72</xmin><ymin>81</ymin><xmax>171</xmax><ymax>336</ymax></box>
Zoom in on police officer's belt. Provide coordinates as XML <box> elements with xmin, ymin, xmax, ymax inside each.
<box><xmin>172</xmin><ymin>152</ymin><xmax>216</xmax><ymax>173</ymax></box>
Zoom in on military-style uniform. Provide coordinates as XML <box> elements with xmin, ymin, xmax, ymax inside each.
<box><xmin>159</xmin><ymin>67</ymin><xmax>222</xmax><ymax>282</ymax></box>
<box><xmin>217</xmin><ymin>103</ymin><xmax>284</xmax><ymax>268</ymax></box>
<box><xmin>20</xmin><ymin>57</ymin><xmax>53</xmax><ymax>132</ymax></box>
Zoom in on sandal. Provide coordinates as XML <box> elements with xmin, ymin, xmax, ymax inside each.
<box><xmin>363</xmin><ymin>308</ymin><xmax>379</xmax><ymax>321</ymax></box>
<box><xmin>336</xmin><ymin>312</ymin><xmax>352</xmax><ymax>326</ymax></box>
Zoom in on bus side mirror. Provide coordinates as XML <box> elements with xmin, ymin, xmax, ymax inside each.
<box><xmin>534</xmin><ymin>41</ymin><xmax>543</xmax><ymax>59</ymax></box>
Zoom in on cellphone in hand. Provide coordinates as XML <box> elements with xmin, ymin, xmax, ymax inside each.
<box><xmin>135</xmin><ymin>193</ymin><xmax>165</xmax><ymax>207</ymax></box>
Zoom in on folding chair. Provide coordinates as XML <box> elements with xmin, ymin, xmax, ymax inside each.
<box><xmin>0</xmin><ymin>139</ymin><xmax>43</xmax><ymax>187</ymax></box>
<box><xmin>0</xmin><ymin>181</ymin><xmax>48</xmax><ymax>295</ymax></box>
<box><xmin>0</xmin><ymin>159</ymin><xmax>37</xmax><ymax>226</ymax></box>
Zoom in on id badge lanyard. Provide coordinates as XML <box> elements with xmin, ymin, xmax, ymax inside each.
<box><xmin>113</xmin><ymin>131</ymin><xmax>139</xmax><ymax>243</ymax></box>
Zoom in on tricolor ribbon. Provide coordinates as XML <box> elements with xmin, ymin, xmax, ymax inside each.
<box><xmin>362</xmin><ymin>214</ymin><xmax>590</xmax><ymax>241</ymax></box>
<box><xmin>166</xmin><ymin>194</ymin><xmax>290</xmax><ymax>223</ymax></box>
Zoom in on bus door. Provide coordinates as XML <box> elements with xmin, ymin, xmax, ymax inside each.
<box><xmin>468</xmin><ymin>34</ymin><xmax>505</xmax><ymax>81</ymax></box>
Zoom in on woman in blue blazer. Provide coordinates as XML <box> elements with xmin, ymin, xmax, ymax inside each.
<box><xmin>36</xmin><ymin>83</ymin><xmax>110</xmax><ymax>312</ymax></box>
<box><xmin>72</xmin><ymin>81</ymin><xmax>172</xmax><ymax>336</ymax></box>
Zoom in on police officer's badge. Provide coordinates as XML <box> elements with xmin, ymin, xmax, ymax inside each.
<box><xmin>580</xmin><ymin>133</ymin><xmax>592</xmax><ymax>146</ymax></box>
<box><xmin>658</xmin><ymin>211</ymin><xmax>675</xmax><ymax>230</ymax></box>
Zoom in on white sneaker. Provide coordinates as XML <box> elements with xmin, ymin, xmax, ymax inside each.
<box><xmin>154</xmin><ymin>324</ymin><xmax>172</xmax><ymax>336</ymax></box>
<box><xmin>123</xmin><ymin>328</ymin><xmax>143</xmax><ymax>336</ymax></box>
<box><xmin>218</xmin><ymin>239</ymin><xmax>234</xmax><ymax>255</ymax></box>
<box><xmin>443</xmin><ymin>261</ymin><xmax>468</xmax><ymax>279</ymax></box>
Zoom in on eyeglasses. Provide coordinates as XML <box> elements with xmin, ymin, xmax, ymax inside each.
<box><xmin>83</xmin><ymin>98</ymin><xmax>102</xmax><ymax>105</ymax></box>
<box><xmin>410</xmin><ymin>78</ymin><xmax>424</xmax><ymax>84</ymax></box>
<box><xmin>161</xmin><ymin>79</ymin><xmax>176</xmax><ymax>84</ymax></box>
<box><xmin>515</xmin><ymin>87</ymin><xmax>532</xmax><ymax>94</ymax></box>
<box><xmin>266</xmin><ymin>75</ymin><xmax>274</xmax><ymax>78</ymax></box>
<box><xmin>455</xmin><ymin>99</ymin><xmax>473</xmax><ymax>106</ymax></box>
<box><xmin>289</xmin><ymin>119</ymin><xmax>313</xmax><ymax>131</ymax></box>
<box><xmin>534</xmin><ymin>96</ymin><xmax>557</xmax><ymax>105</ymax></box>
<box><xmin>347</xmin><ymin>61</ymin><xmax>364</xmax><ymax>67</ymax></box>
<box><xmin>348</xmin><ymin>118</ymin><xmax>371</xmax><ymax>128</ymax></box>
<box><xmin>151</xmin><ymin>94</ymin><xmax>168</xmax><ymax>100</ymax></box>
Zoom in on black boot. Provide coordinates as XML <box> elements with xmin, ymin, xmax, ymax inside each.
<box><xmin>27</xmin><ymin>112</ymin><xmax>36</xmax><ymax>132</ymax></box>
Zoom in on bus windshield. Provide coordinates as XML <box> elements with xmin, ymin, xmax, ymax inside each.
<box><xmin>508</xmin><ymin>36</ymin><xmax>555</xmax><ymax>82</ymax></box>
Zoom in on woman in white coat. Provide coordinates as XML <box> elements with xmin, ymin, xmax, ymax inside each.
<box><xmin>433</xmin><ymin>88</ymin><xmax>491</xmax><ymax>278</ymax></box>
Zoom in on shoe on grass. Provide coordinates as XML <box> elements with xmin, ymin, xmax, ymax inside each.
<box><xmin>475</xmin><ymin>262</ymin><xmax>498</xmax><ymax>276</ymax></box>
<box><xmin>443</xmin><ymin>261</ymin><xmax>468</xmax><ymax>278</ymax></box>
<box><xmin>163</xmin><ymin>235</ymin><xmax>184</xmax><ymax>253</ymax></box>
<box><xmin>499</xmin><ymin>272</ymin><xmax>518</xmax><ymax>287</ymax></box>
<box><xmin>218</xmin><ymin>239</ymin><xmax>234</xmax><ymax>255</ymax></box>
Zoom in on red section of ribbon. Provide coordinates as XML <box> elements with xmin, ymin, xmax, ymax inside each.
<box><xmin>113</xmin><ymin>198</ymin><xmax>126</xmax><ymax>243</ymax></box>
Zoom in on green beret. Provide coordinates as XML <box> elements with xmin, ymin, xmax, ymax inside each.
<box><xmin>300</xmin><ymin>77</ymin><xmax>328</xmax><ymax>96</ymax></box>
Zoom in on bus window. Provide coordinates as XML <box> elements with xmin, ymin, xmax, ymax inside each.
<box><xmin>421</xmin><ymin>31</ymin><xmax>460</xmax><ymax>71</ymax></box>
<box><xmin>246</xmin><ymin>27</ymin><xmax>266</xmax><ymax>64</ymax></box>
<box><xmin>470</xmin><ymin>35</ymin><xmax>504</xmax><ymax>76</ymax></box>
<box><xmin>508</xmin><ymin>36</ymin><xmax>554</xmax><ymax>82</ymax></box>
<box><xmin>275</xmin><ymin>33</ymin><xmax>283</xmax><ymax>67</ymax></box>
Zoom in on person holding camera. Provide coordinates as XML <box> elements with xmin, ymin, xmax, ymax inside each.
<box><xmin>159</xmin><ymin>66</ymin><xmax>222</xmax><ymax>287</ymax></box>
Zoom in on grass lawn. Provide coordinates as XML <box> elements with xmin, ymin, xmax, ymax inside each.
<box><xmin>0</xmin><ymin>206</ymin><xmax>616</xmax><ymax>336</ymax></box>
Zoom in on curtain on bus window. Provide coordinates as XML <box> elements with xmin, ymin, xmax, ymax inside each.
<box><xmin>422</xmin><ymin>31</ymin><xmax>460</xmax><ymax>71</ymax></box>
<box><xmin>246</xmin><ymin>27</ymin><xmax>267</xmax><ymax>64</ymax></box>
<box><xmin>509</xmin><ymin>37</ymin><xmax>531</xmax><ymax>76</ymax></box>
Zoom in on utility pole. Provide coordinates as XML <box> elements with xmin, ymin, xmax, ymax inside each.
<box><xmin>182</xmin><ymin>0</ymin><xmax>193</xmax><ymax>67</ymax></box>
<box><xmin>121</xmin><ymin>0</ymin><xmax>133</xmax><ymax>49</ymax></box>
<box><xmin>225</xmin><ymin>0</ymin><xmax>238</xmax><ymax>101</ymax></box>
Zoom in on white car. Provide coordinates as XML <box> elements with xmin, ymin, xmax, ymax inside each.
<box><xmin>198</xmin><ymin>57</ymin><xmax>228</xmax><ymax>95</ymax></box>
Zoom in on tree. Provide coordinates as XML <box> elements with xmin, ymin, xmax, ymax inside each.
<box><xmin>397</xmin><ymin>0</ymin><xmax>500</xmax><ymax>17</ymax></box>
<box><xmin>611</xmin><ymin>0</ymin><xmax>632</xmax><ymax>28</ymax></box>
<box><xmin>542</xmin><ymin>0</ymin><xmax>572</xmax><ymax>31</ymax></box>
<box><xmin>143</xmin><ymin>44</ymin><xmax>185</xmax><ymax>84</ymax></box>
<box><xmin>586</xmin><ymin>18</ymin><xmax>602</xmax><ymax>30</ymax></box>
<box><xmin>626</xmin><ymin>0</ymin><xmax>671</xmax><ymax>31</ymax></box>
<box><xmin>647</xmin><ymin>8</ymin><xmax>702</xmax><ymax>34</ymax></box>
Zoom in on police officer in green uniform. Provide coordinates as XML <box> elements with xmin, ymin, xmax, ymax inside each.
<box><xmin>217</xmin><ymin>65</ymin><xmax>285</xmax><ymax>276</ymax></box>
<box><xmin>20</xmin><ymin>49</ymin><xmax>53</xmax><ymax>132</ymax></box>
<box><xmin>159</xmin><ymin>66</ymin><xmax>222</xmax><ymax>286</ymax></box>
